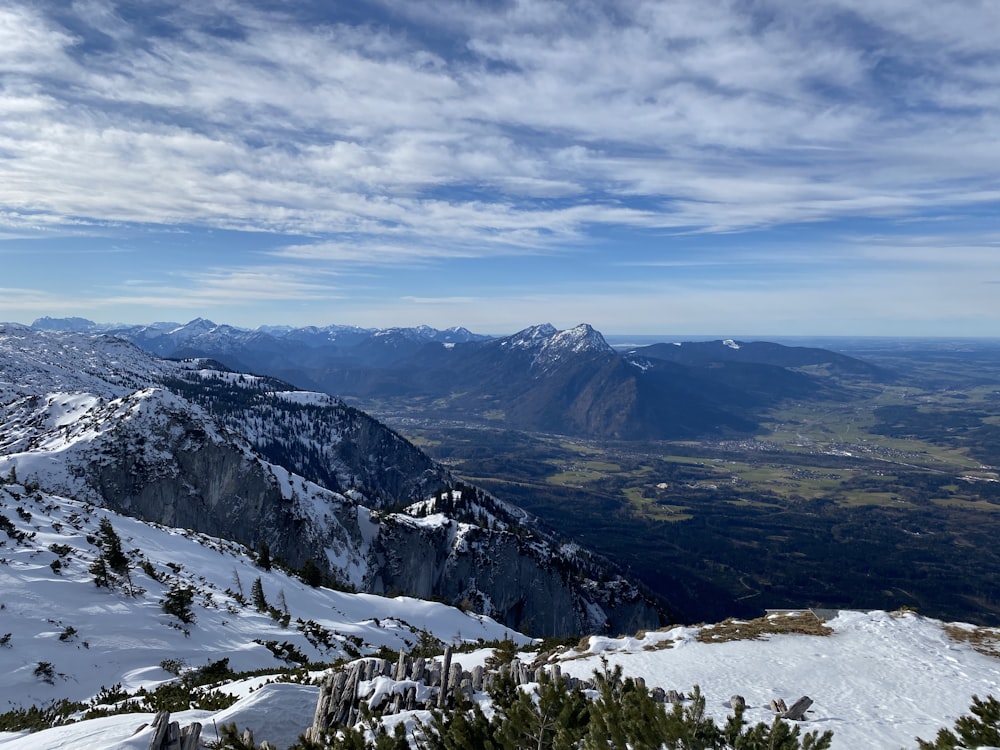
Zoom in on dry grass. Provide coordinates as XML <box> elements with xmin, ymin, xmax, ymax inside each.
<box><xmin>696</xmin><ymin>611</ymin><xmax>833</xmax><ymax>643</ymax></box>
<box><xmin>633</xmin><ymin>626</ymin><xmax>678</xmax><ymax>651</ymax></box>
<box><xmin>944</xmin><ymin>624</ymin><xmax>1000</xmax><ymax>660</ymax></box>
<box><xmin>643</xmin><ymin>639</ymin><xmax>676</xmax><ymax>652</ymax></box>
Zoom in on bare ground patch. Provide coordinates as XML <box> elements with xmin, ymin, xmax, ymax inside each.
<box><xmin>696</xmin><ymin>611</ymin><xmax>833</xmax><ymax>643</ymax></box>
<box><xmin>944</xmin><ymin>624</ymin><xmax>1000</xmax><ymax>659</ymax></box>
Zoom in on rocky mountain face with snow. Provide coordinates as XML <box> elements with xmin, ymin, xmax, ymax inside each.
<box><xmin>0</xmin><ymin>325</ymin><xmax>660</xmax><ymax>636</ymax></box>
<box><xmin>0</xmin><ymin>476</ymin><xmax>530</xmax><ymax>727</ymax></box>
<box><xmin>31</xmin><ymin>317</ymin><xmax>489</xmax><ymax>388</ymax></box>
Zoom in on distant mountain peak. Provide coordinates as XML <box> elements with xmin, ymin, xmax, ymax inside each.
<box><xmin>171</xmin><ymin>317</ymin><xmax>220</xmax><ymax>332</ymax></box>
<box><xmin>498</xmin><ymin>323</ymin><xmax>613</xmax><ymax>369</ymax></box>
<box><xmin>509</xmin><ymin>323</ymin><xmax>557</xmax><ymax>343</ymax></box>
<box><xmin>552</xmin><ymin>323</ymin><xmax>613</xmax><ymax>352</ymax></box>
<box><xmin>31</xmin><ymin>316</ymin><xmax>99</xmax><ymax>331</ymax></box>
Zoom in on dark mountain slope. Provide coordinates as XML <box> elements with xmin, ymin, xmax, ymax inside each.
<box><xmin>304</xmin><ymin>325</ymin><xmax>846</xmax><ymax>439</ymax></box>
<box><xmin>632</xmin><ymin>340</ymin><xmax>887</xmax><ymax>380</ymax></box>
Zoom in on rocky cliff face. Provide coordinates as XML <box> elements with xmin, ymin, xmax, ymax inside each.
<box><xmin>368</xmin><ymin>510</ymin><xmax>657</xmax><ymax>636</ymax></box>
<box><xmin>0</xmin><ymin>327</ymin><xmax>663</xmax><ymax>636</ymax></box>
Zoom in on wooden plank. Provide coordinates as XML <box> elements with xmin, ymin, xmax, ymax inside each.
<box><xmin>781</xmin><ymin>696</ymin><xmax>813</xmax><ymax>721</ymax></box>
<box><xmin>147</xmin><ymin>711</ymin><xmax>170</xmax><ymax>750</ymax></box>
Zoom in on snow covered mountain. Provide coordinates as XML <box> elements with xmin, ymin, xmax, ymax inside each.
<box><xmin>30</xmin><ymin>318</ymin><xmax>488</xmax><ymax>363</ymax></box>
<box><xmin>0</xmin><ymin>477</ymin><xmax>528</xmax><ymax>747</ymax></box>
<box><xmin>0</xmin><ymin>325</ymin><xmax>659</xmax><ymax>637</ymax></box>
<box><xmin>2</xmin><ymin>481</ymin><xmax>998</xmax><ymax>750</ymax></box>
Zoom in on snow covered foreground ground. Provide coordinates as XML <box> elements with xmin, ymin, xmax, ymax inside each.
<box><xmin>559</xmin><ymin>610</ymin><xmax>1000</xmax><ymax>749</ymax></box>
<box><xmin>3</xmin><ymin>610</ymin><xmax>999</xmax><ymax>748</ymax></box>
<box><xmin>2</xmin><ymin>482</ymin><xmax>999</xmax><ymax>748</ymax></box>
<box><xmin>0</xmin><ymin>481</ymin><xmax>523</xmax><ymax>748</ymax></box>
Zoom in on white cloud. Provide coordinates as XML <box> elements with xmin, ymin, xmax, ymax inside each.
<box><xmin>0</xmin><ymin>0</ymin><xmax>1000</xmax><ymax>338</ymax></box>
<box><xmin>0</xmin><ymin>0</ymin><xmax>997</xmax><ymax>284</ymax></box>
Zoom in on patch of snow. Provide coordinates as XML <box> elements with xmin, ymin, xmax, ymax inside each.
<box><xmin>557</xmin><ymin>611</ymin><xmax>1000</xmax><ymax>750</ymax></box>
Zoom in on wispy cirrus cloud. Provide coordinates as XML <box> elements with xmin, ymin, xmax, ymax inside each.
<box><xmin>1</xmin><ymin>0</ymin><xmax>997</xmax><ymax>332</ymax></box>
<box><xmin>3</xmin><ymin>0</ymin><xmax>999</xmax><ymax>242</ymax></box>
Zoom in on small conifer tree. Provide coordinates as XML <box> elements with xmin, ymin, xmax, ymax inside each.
<box><xmin>89</xmin><ymin>518</ymin><xmax>135</xmax><ymax>593</ymax></box>
<box><xmin>257</xmin><ymin>541</ymin><xmax>271</xmax><ymax>571</ymax></box>
<box><xmin>300</xmin><ymin>558</ymin><xmax>323</xmax><ymax>587</ymax></box>
<box><xmin>89</xmin><ymin>556</ymin><xmax>111</xmax><ymax>588</ymax></box>
<box><xmin>162</xmin><ymin>584</ymin><xmax>196</xmax><ymax>625</ymax></box>
<box><xmin>251</xmin><ymin>577</ymin><xmax>268</xmax><ymax>611</ymax></box>
<box><xmin>498</xmin><ymin>670</ymin><xmax>589</xmax><ymax>750</ymax></box>
<box><xmin>916</xmin><ymin>694</ymin><xmax>1000</xmax><ymax>750</ymax></box>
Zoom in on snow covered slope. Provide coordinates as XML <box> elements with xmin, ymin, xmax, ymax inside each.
<box><xmin>0</xmin><ymin>479</ymin><xmax>527</xmax><ymax>748</ymax></box>
<box><xmin>555</xmin><ymin>610</ymin><xmax>1000</xmax><ymax>749</ymax></box>
<box><xmin>0</xmin><ymin>325</ymin><xmax>661</xmax><ymax>636</ymax></box>
<box><xmin>0</xmin><ymin>482</ymin><xmax>522</xmax><ymax>707</ymax></box>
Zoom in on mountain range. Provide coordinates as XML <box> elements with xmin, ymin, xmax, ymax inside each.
<box><xmin>3</xmin><ymin>320</ymin><xmax>999</xmax><ymax>749</ymax></box>
<box><xmin>30</xmin><ymin>318</ymin><xmax>887</xmax><ymax>440</ymax></box>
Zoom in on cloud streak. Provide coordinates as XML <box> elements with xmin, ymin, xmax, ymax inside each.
<box><xmin>0</xmin><ymin>0</ymin><xmax>997</xmax><ymax>333</ymax></box>
<box><xmin>3</xmin><ymin>1</ymin><xmax>998</xmax><ymax>240</ymax></box>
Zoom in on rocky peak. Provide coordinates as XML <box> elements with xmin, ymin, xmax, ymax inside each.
<box><xmin>501</xmin><ymin>323</ymin><xmax>558</xmax><ymax>350</ymax></box>
<box><xmin>168</xmin><ymin>317</ymin><xmax>222</xmax><ymax>338</ymax></box>
<box><xmin>532</xmin><ymin>323</ymin><xmax>614</xmax><ymax>370</ymax></box>
<box><xmin>546</xmin><ymin>324</ymin><xmax>613</xmax><ymax>355</ymax></box>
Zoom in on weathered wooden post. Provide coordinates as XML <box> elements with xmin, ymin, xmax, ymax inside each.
<box><xmin>179</xmin><ymin>723</ymin><xmax>201</xmax><ymax>750</ymax></box>
<box><xmin>437</xmin><ymin>646</ymin><xmax>452</xmax><ymax>708</ymax></box>
<box><xmin>394</xmin><ymin>651</ymin><xmax>408</xmax><ymax>680</ymax></box>
<box><xmin>146</xmin><ymin>712</ymin><xmax>201</xmax><ymax>750</ymax></box>
<box><xmin>411</xmin><ymin>656</ymin><xmax>425</xmax><ymax>682</ymax></box>
<box><xmin>449</xmin><ymin>662</ymin><xmax>463</xmax><ymax>698</ymax></box>
<box><xmin>782</xmin><ymin>696</ymin><xmax>813</xmax><ymax>721</ymax></box>
<box><xmin>148</xmin><ymin>711</ymin><xmax>170</xmax><ymax>749</ymax></box>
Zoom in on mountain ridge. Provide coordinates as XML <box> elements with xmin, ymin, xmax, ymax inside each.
<box><xmin>1</xmin><ymin>326</ymin><xmax>661</xmax><ymax>637</ymax></box>
<box><xmin>46</xmin><ymin>318</ymin><xmax>883</xmax><ymax>441</ymax></box>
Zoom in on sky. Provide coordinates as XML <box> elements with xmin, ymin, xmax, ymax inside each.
<box><xmin>1</xmin><ymin>0</ymin><xmax>999</xmax><ymax>336</ymax></box>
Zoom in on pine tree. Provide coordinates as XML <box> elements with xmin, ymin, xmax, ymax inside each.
<box><xmin>917</xmin><ymin>694</ymin><xmax>1000</xmax><ymax>750</ymax></box>
<box><xmin>584</xmin><ymin>662</ymin><xmax>676</xmax><ymax>750</ymax></box>
<box><xmin>251</xmin><ymin>577</ymin><xmax>268</xmax><ymax>611</ymax></box>
<box><xmin>496</xmin><ymin>670</ymin><xmax>589</xmax><ymax>750</ymax></box>
<box><xmin>211</xmin><ymin>723</ymin><xmax>259</xmax><ymax>749</ymax></box>
<box><xmin>485</xmin><ymin>637</ymin><xmax>519</xmax><ymax>671</ymax></box>
<box><xmin>257</xmin><ymin>541</ymin><xmax>272</xmax><ymax>571</ymax></box>
<box><xmin>162</xmin><ymin>584</ymin><xmax>196</xmax><ymax>625</ymax></box>
<box><xmin>724</xmin><ymin>708</ymin><xmax>832</xmax><ymax>750</ymax></box>
<box><xmin>97</xmin><ymin>518</ymin><xmax>128</xmax><ymax>576</ymax></box>
<box><xmin>417</xmin><ymin>704</ymin><xmax>500</xmax><ymax>750</ymax></box>
<box><xmin>658</xmin><ymin>685</ymin><xmax>723</xmax><ymax>750</ymax></box>
<box><xmin>89</xmin><ymin>556</ymin><xmax>111</xmax><ymax>588</ymax></box>
<box><xmin>89</xmin><ymin>518</ymin><xmax>135</xmax><ymax>593</ymax></box>
<box><xmin>300</xmin><ymin>558</ymin><xmax>323</xmax><ymax>587</ymax></box>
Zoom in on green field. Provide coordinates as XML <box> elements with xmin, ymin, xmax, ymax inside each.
<box><xmin>352</xmin><ymin>345</ymin><xmax>1000</xmax><ymax>625</ymax></box>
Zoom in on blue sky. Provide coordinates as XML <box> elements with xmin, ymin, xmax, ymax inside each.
<box><xmin>1</xmin><ymin>0</ymin><xmax>999</xmax><ymax>336</ymax></box>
